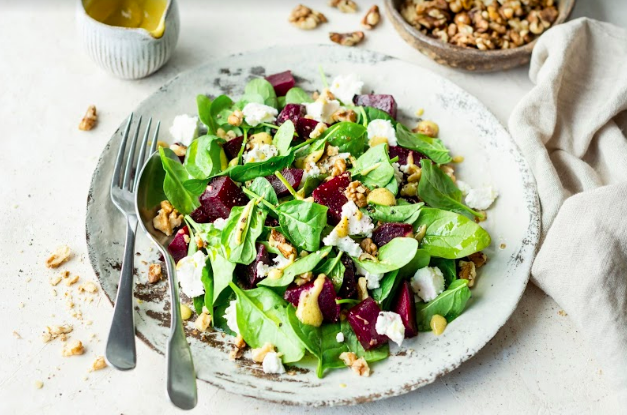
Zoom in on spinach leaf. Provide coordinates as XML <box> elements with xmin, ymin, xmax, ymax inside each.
<box><xmin>278</xmin><ymin>96</ymin><xmax>286</xmax><ymax>108</ymax></box>
<box><xmin>193</xmin><ymin>296</ymin><xmax>204</xmax><ymax>315</ymax></box>
<box><xmin>221</xmin><ymin>199</ymin><xmax>267</xmax><ymax>264</ymax></box>
<box><xmin>362</xmin><ymin>202</ymin><xmax>424</xmax><ymax>224</ymax></box>
<box><xmin>210</xmin><ymin>95</ymin><xmax>234</xmax><ymax>126</ymax></box>
<box><xmin>277</xmin><ymin>200</ymin><xmax>328</xmax><ymax>252</ymax></box>
<box><xmin>398</xmin><ymin>248</ymin><xmax>431</xmax><ymax>278</ymax></box>
<box><xmin>273</xmin><ymin>120</ymin><xmax>295</xmax><ymax>156</ymax></box>
<box><xmin>230</xmin><ymin>283</ymin><xmax>305</xmax><ymax>363</ymax></box>
<box><xmin>362</xmin><ymin>106</ymin><xmax>395</xmax><ymax>123</ymax></box>
<box><xmin>226</xmin><ymin>152</ymin><xmax>296</xmax><ymax>182</ymax></box>
<box><xmin>352</xmin><ymin>237</ymin><xmax>418</xmax><ymax>274</ymax></box>
<box><xmin>351</xmin><ymin>144</ymin><xmax>395</xmax><ymax>189</ymax></box>
<box><xmin>248</xmin><ymin>177</ymin><xmax>279</xmax><ymax>207</ymax></box>
<box><xmin>415</xmin><ymin>279</ymin><xmax>471</xmax><ymax>331</ymax></box>
<box><xmin>287</xmin><ymin>307</ymin><xmax>347</xmax><ymax>378</ymax></box>
<box><xmin>315</xmin><ymin>252</ymin><xmax>345</xmax><ymax>292</ymax></box>
<box><xmin>159</xmin><ymin>147</ymin><xmax>201</xmax><ymax>215</ymax></box>
<box><xmin>184</xmin><ymin>135</ymin><xmax>226</xmax><ymax>179</ymax></box>
<box><xmin>201</xmin><ymin>261</ymin><xmax>214</xmax><ymax>318</ymax></box>
<box><xmin>299</xmin><ymin>176</ymin><xmax>322</xmax><ymax>197</ymax></box>
<box><xmin>320</xmin><ymin>122</ymin><xmax>367</xmax><ymax>156</ymax></box>
<box><xmin>431</xmin><ymin>257</ymin><xmax>457</xmax><ymax>287</ymax></box>
<box><xmin>244</xmin><ymin>78</ymin><xmax>278</xmax><ymax>108</ymax></box>
<box><xmin>259</xmin><ymin>246</ymin><xmax>332</xmax><ymax>287</ymax></box>
<box><xmin>371</xmin><ymin>270</ymin><xmax>399</xmax><ymax>306</ymax></box>
<box><xmin>415</xmin><ymin>207</ymin><xmax>491</xmax><ymax>259</ymax></box>
<box><xmin>207</xmin><ymin>246</ymin><xmax>235</xmax><ymax>303</ymax></box>
<box><xmin>285</xmin><ymin>87</ymin><xmax>313</xmax><ymax>104</ymax></box>
<box><xmin>237</xmin><ymin>92</ymin><xmax>265</xmax><ymax>109</ymax></box>
<box><xmin>340</xmin><ymin>320</ymin><xmax>389</xmax><ymax>362</ymax></box>
<box><xmin>197</xmin><ymin>95</ymin><xmax>216</xmax><ymax>134</ymax></box>
<box><xmin>384</xmin><ymin>175</ymin><xmax>399</xmax><ymax>196</ymax></box>
<box><xmin>395</xmin><ymin>123</ymin><xmax>452</xmax><ymax>165</ymax></box>
<box><xmin>212</xmin><ymin>288</ymin><xmax>236</xmax><ymax>335</ymax></box>
<box><xmin>418</xmin><ymin>159</ymin><xmax>483</xmax><ymax>218</ymax></box>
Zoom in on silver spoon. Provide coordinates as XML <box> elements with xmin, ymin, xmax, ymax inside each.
<box><xmin>135</xmin><ymin>151</ymin><xmax>198</xmax><ymax>410</ymax></box>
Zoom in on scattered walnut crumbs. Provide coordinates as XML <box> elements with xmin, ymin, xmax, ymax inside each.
<box><xmin>62</xmin><ymin>339</ymin><xmax>85</xmax><ymax>356</ymax></box>
<box><xmin>46</xmin><ymin>245</ymin><xmax>72</xmax><ymax>268</ymax></box>
<box><xmin>362</xmin><ymin>5</ymin><xmax>381</xmax><ymax>29</ymax></box>
<box><xmin>90</xmin><ymin>356</ymin><xmax>107</xmax><ymax>372</ymax></box>
<box><xmin>148</xmin><ymin>263</ymin><xmax>162</xmax><ymax>283</ymax></box>
<box><xmin>79</xmin><ymin>105</ymin><xmax>97</xmax><ymax>131</ymax></box>
<box><xmin>153</xmin><ymin>200</ymin><xmax>183</xmax><ymax>236</ymax></box>
<box><xmin>339</xmin><ymin>352</ymin><xmax>370</xmax><ymax>376</ymax></box>
<box><xmin>289</xmin><ymin>4</ymin><xmax>328</xmax><ymax>30</ymax></box>
<box><xmin>330</xmin><ymin>31</ymin><xmax>365</xmax><ymax>46</ymax></box>
<box><xmin>345</xmin><ymin>180</ymin><xmax>369</xmax><ymax>208</ymax></box>
<box><xmin>229</xmin><ymin>335</ymin><xmax>247</xmax><ymax>360</ymax></box>
<box><xmin>42</xmin><ymin>325</ymin><xmax>74</xmax><ymax>343</ymax></box>
<box><xmin>77</xmin><ymin>281</ymin><xmax>99</xmax><ymax>294</ymax></box>
<box><xmin>251</xmin><ymin>342</ymin><xmax>275</xmax><ymax>363</ymax></box>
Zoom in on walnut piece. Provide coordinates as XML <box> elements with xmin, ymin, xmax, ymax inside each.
<box><xmin>169</xmin><ymin>143</ymin><xmax>187</xmax><ymax>157</ymax></box>
<box><xmin>331</xmin><ymin>108</ymin><xmax>357</xmax><ymax>123</ymax></box>
<box><xmin>468</xmin><ymin>251</ymin><xmax>488</xmax><ymax>268</ymax></box>
<box><xmin>251</xmin><ymin>342</ymin><xmax>275</xmax><ymax>363</ymax></box>
<box><xmin>289</xmin><ymin>4</ymin><xmax>327</xmax><ymax>30</ymax></box>
<box><xmin>330</xmin><ymin>31</ymin><xmax>365</xmax><ymax>47</ymax></box>
<box><xmin>79</xmin><ymin>105</ymin><xmax>97</xmax><ymax>131</ymax></box>
<box><xmin>329</xmin><ymin>0</ymin><xmax>358</xmax><ymax>13</ymax></box>
<box><xmin>331</xmin><ymin>158</ymin><xmax>347</xmax><ymax>177</ymax></box>
<box><xmin>269</xmin><ymin>229</ymin><xmax>297</xmax><ymax>259</ymax></box>
<box><xmin>357</xmin><ymin>277</ymin><xmax>369</xmax><ymax>300</ymax></box>
<box><xmin>62</xmin><ymin>339</ymin><xmax>85</xmax><ymax>357</ymax></box>
<box><xmin>194</xmin><ymin>312</ymin><xmax>212</xmax><ymax>331</ymax></box>
<box><xmin>65</xmin><ymin>274</ymin><xmax>80</xmax><ymax>286</ymax></box>
<box><xmin>152</xmin><ymin>200</ymin><xmax>183</xmax><ymax>236</ymax></box>
<box><xmin>339</xmin><ymin>352</ymin><xmax>370</xmax><ymax>376</ymax></box>
<box><xmin>309</xmin><ymin>122</ymin><xmax>328</xmax><ymax>139</ymax></box>
<box><xmin>42</xmin><ymin>324</ymin><xmax>73</xmax><ymax>343</ymax></box>
<box><xmin>229</xmin><ymin>334</ymin><xmax>247</xmax><ymax>360</ymax></box>
<box><xmin>362</xmin><ymin>5</ymin><xmax>381</xmax><ymax>29</ymax></box>
<box><xmin>228</xmin><ymin>109</ymin><xmax>244</xmax><ymax>127</ymax></box>
<box><xmin>90</xmin><ymin>356</ymin><xmax>107</xmax><ymax>372</ymax></box>
<box><xmin>344</xmin><ymin>180</ymin><xmax>369</xmax><ymax>208</ymax></box>
<box><xmin>46</xmin><ymin>245</ymin><xmax>72</xmax><ymax>268</ymax></box>
<box><xmin>148</xmin><ymin>263</ymin><xmax>162</xmax><ymax>283</ymax></box>
<box><xmin>458</xmin><ymin>260</ymin><xmax>477</xmax><ymax>287</ymax></box>
<box><xmin>360</xmin><ymin>238</ymin><xmax>378</xmax><ymax>256</ymax></box>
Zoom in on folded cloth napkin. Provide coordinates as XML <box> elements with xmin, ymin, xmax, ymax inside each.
<box><xmin>509</xmin><ymin>17</ymin><xmax>627</xmax><ymax>395</ymax></box>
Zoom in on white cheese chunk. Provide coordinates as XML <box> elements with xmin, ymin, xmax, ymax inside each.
<box><xmin>356</xmin><ymin>263</ymin><xmax>384</xmax><ymax>289</ymax></box>
<box><xmin>170</xmin><ymin>114</ymin><xmax>200</xmax><ymax>146</ymax></box>
<box><xmin>367</xmin><ymin>119</ymin><xmax>397</xmax><ymax>147</ymax></box>
<box><xmin>213</xmin><ymin>217</ymin><xmax>227</xmax><ymax>230</ymax></box>
<box><xmin>262</xmin><ymin>351</ymin><xmax>286</xmax><ymax>374</ymax></box>
<box><xmin>375</xmin><ymin>311</ymin><xmax>406</xmax><ymax>347</ymax></box>
<box><xmin>224</xmin><ymin>300</ymin><xmax>240</xmax><ymax>336</ymax></box>
<box><xmin>305</xmin><ymin>98</ymin><xmax>341</xmax><ymax>124</ymax></box>
<box><xmin>336</xmin><ymin>332</ymin><xmax>345</xmax><ymax>343</ymax></box>
<box><xmin>329</xmin><ymin>73</ymin><xmax>364</xmax><ymax>104</ymax></box>
<box><xmin>411</xmin><ymin>266</ymin><xmax>445</xmax><ymax>302</ymax></box>
<box><xmin>176</xmin><ymin>250</ymin><xmax>207</xmax><ymax>298</ymax></box>
<box><xmin>456</xmin><ymin>180</ymin><xmax>472</xmax><ymax>196</ymax></box>
<box><xmin>465</xmin><ymin>186</ymin><xmax>498</xmax><ymax>210</ymax></box>
<box><xmin>341</xmin><ymin>201</ymin><xmax>374</xmax><ymax>236</ymax></box>
<box><xmin>242</xmin><ymin>143</ymin><xmax>278</xmax><ymax>164</ymax></box>
<box><xmin>242</xmin><ymin>102</ymin><xmax>278</xmax><ymax>127</ymax></box>
<box><xmin>322</xmin><ymin>229</ymin><xmax>363</xmax><ymax>258</ymax></box>
<box><xmin>392</xmin><ymin>162</ymin><xmax>403</xmax><ymax>185</ymax></box>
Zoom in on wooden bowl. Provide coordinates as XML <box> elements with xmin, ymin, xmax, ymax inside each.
<box><xmin>385</xmin><ymin>0</ymin><xmax>575</xmax><ymax>72</ymax></box>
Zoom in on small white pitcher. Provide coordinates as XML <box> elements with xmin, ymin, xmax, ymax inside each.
<box><xmin>76</xmin><ymin>0</ymin><xmax>180</xmax><ymax>79</ymax></box>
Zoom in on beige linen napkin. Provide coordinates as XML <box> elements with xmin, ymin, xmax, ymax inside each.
<box><xmin>509</xmin><ymin>17</ymin><xmax>627</xmax><ymax>393</ymax></box>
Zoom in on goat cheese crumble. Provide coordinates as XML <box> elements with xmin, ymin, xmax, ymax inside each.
<box><xmin>224</xmin><ymin>300</ymin><xmax>240</xmax><ymax>335</ymax></box>
<box><xmin>176</xmin><ymin>250</ymin><xmax>207</xmax><ymax>298</ymax></box>
<box><xmin>356</xmin><ymin>264</ymin><xmax>384</xmax><ymax>290</ymax></box>
<box><xmin>242</xmin><ymin>143</ymin><xmax>278</xmax><ymax>164</ymax></box>
<box><xmin>322</xmin><ymin>230</ymin><xmax>363</xmax><ymax>258</ymax></box>
<box><xmin>302</xmin><ymin>162</ymin><xmax>322</xmax><ymax>181</ymax></box>
<box><xmin>375</xmin><ymin>311</ymin><xmax>406</xmax><ymax>347</ymax></box>
<box><xmin>336</xmin><ymin>332</ymin><xmax>345</xmax><ymax>343</ymax></box>
<box><xmin>262</xmin><ymin>351</ymin><xmax>286</xmax><ymax>374</ymax></box>
<box><xmin>213</xmin><ymin>217</ymin><xmax>227</xmax><ymax>230</ymax></box>
<box><xmin>367</xmin><ymin>119</ymin><xmax>397</xmax><ymax>147</ymax></box>
<box><xmin>305</xmin><ymin>97</ymin><xmax>341</xmax><ymax>124</ymax></box>
<box><xmin>242</xmin><ymin>102</ymin><xmax>278</xmax><ymax>127</ymax></box>
<box><xmin>466</xmin><ymin>186</ymin><xmax>498</xmax><ymax>210</ymax></box>
<box><xmin>341</xmin><ymin>201</ymin><xmax>374</xmax><ymax>236</ymax></box>
<box><xmin>329</xmin><ymin>73</ymin><xmax>364</xmax><ymax>104</ymax></box>
<box><xmin>392</xmin><ymin>162</ymin><xmax>403</xmax><ymax>184</ymax></box>
<box><xmin>411</xmin><ymin>266</ymin><xmax>445</xmax><ymax>302</ymax></box>
<box><xmin>169</xmin><ymin>114</ymin><xmax>200</xmax><ymax>146</ymax></box>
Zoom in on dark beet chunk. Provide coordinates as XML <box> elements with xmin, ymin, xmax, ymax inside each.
<box><xmin>194</xmin><ymin>177</ymin><xmax>248</xmax><ymax>223</ymax></box>
<box><xmin>372</xmin><ymin>223</ymin><xmax>414</xmax><ymax>247</ymax></box>
<box><xmin>393</xmin><ymin>281</ymin><xmax>418</xmax><ymax>338</ymax></box>
<box><xmin>388</xmin><ymin>145</ymin><xmax>427</xmax><ymax>166</ymax></box>
<box><xmin>222</xmin><ymin>136</ymin><xmax>244</xmax><ymax>160</ymax></box>
<box><xmin>264</xmin><ymin>216</ymin><xmax>280</xmax><ymax>227</ymax></box>
<box><xmin>312</xmin><ymin>172</ymin><xmax>350</xmax><ymax>225</ymax></box>
<box><xmin>189</xmin><ymin>206</ymin><xmax>210</xmax><ymax>224</ymax></box>
<box><xmin>167</xmin><ymin>226</ymin><xmax>189</xmax><ymax>264</ymax></box>
<box><xmin>265</xmin><ymin>168</ymin><xmax>304</xmax><ymax>198</ymax></box>
<box><xmin>338</xmin><ymin>255</ymin><xmax>357</xmax><ymax>299</ymax></box>
<box><xmin>236</xmin><ymin>243</ymin><xmax>271</xmax><ymax>289</ymax></box>
<box><xmin>284</xmin><ymin>276</ymin><xmax>340</xmax><ymax>323</ymax></box>
<box><xmin>353</xmin><ymin>96</ymin><xmax>398</xmax><ymax>119</ymax></box>
<box><xmin>277</xmin><ymin>103</ymin><xmax>305</xmax><ymax>126</ymax></box>
<box><xmin>297</xmin><ymin>117</ymin><xmax>324</xmax><ymax>140</ymax></box>
<box><xmin>347</xmin><ymin>298</ymin><xmax>388</xmax><ymax>350</ymax></box>
<box><xmin>266</xmin><ymin>70</ymin><xmax>295</xmax><ymax>97</ymax></box>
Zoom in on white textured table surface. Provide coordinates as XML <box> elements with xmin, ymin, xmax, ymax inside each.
<box><xmin>1</xmin><ymin>1</ymin><xmax>625</xmax><ymax>414</ymax></box>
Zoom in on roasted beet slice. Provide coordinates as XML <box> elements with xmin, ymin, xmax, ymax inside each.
<box><xmin>297</xmin><ymin>117</ymin><xmax>324</xmax><ymax>140</ymax></box>
<box><xmin>192</xmin><ymin>177</ymin><xmax>248</xmax><ymax>223</ymax></box>
<box><xmin>167</xmin><ymin>226</ymin><xmax>189</xmax><ymax>264</ymax></box>
<box><xmin>266</xmin><ymin>70</ymin><xmax>295</xmax><ymax>97</ymax></box>
<box><xmin>388</xmin><ymin>145</ymin><xmax>427</xmax><ymax>166</ymax></box>
<box><xmin>235</xmin><ymin>243</ymin><xmax>272</xmax><ymax>289</ymax></box>
<box><xmin>222</xmin><ymin>136</ymin><xmax>244</xmax><ymax>160</ymax></box>
<box><xmin>393</xmin><ymin>281</ymin><xmax>418</xmax><ymax>338</ymax></box>
<box><xmin>312</xmin><ymin>172</ymin><xmax>350</xmax><ymax>225</ymax></box>
<box><xmin>353</xmin><ymin>96</ymin><xmax>398</xmax><ymax>119</ymax></box>
<box><xmin>338</xmin><ymin>255</ymin><xmax>357</xmax><ymax>299</ymax></box>
<box><xmin>277</xmin><ymin>103</ymin><xmax>306</xmax><ymax>126</ymax></box>
<box><xmin>284</xmin><ymin>276</ymin><xmax>340</xmax><ymax>323</ymax></box>
<box><xmin>372</xmin><ymin>223</ymin><xmax>414</xmax><ymax>247</ymax></box>
<box><xmin>265</xmin><ymin>168</ymin><xmax>304</xmax><ymax>198</ymax></box>
<box><xmin>347</xmin><ymin>298</ymin><xmax>388</xmax><ymax>350</ymax></box>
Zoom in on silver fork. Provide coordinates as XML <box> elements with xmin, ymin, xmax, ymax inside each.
<box><xmin>105</xmin><ymin>114</ymin><xmax>160</xmax><ymax>371</ymax></box>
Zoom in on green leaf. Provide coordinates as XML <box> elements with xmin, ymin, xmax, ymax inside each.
<box><xmin>192</xmin><ymin>296</ymin><xmax>204</xmax><ymax>315</ymax></box>
<box><xmin>273</xmin><ymin>120</ymin><xmax>295</xmax><ymax>156</ymax></box>
<box><xmin>197</xmin><ymin>95</ymin><xmax>217</xmax><ymax>134</ymax></box>
<box><xmin>210</xmin><ymin>95</ymin><xmax>234</xmax><ymax>126</ymax></box>
<box><xmin>226</xmin><ymin>152</ymin><xmax>296</xmax><ymax>182</ymax></box>
<box><xmin>285</xmin><ymin>87</ymin><xmax>313</xmax><ymax>104</ymax></box>
<box><xmin>212</xmin><ymin>288</ymin><xmax>236</xmax><ymax>335</ymax></box>
<box><xmin>351</xmin><ymin>144</ymin><xmax>395</xmax><ymax>189</ymax></box>
<box><xmin>277</xmin><ymin>200</ymin><xmax>328</xmax><ymax>252</ymax></box>
<box><xmin>415</xmin><ymin>279</ymin><xmax>471</xmax><ymax>332</ymax></box>
<box><xmin>221</xmin><ymin>200</ymin><xmax>267</xmax><ymax>264</ymax></box>
<box><xmin>415</xmin><ymin>207</ymin><xmax>491</xmax><ymax>259</ymax></box>
<box><xmin>362</xmin><ymin>106</ymin><xmax>395</xmax><ymax>123</ymax></box>
<box><xmin>398</xmin><ymin>248</ymin><xmax>431</xmax><ymax>278</ymax></box>
<box><xmin>352</xmin><ymin>237</ymin><xmax>418</xmax><ymax>274</ymax></box>
<box><xmin>320</xmin><ymin>122</ymin><xmax>367</xmax><ymax>156</ymax></box>
<box><xmin>244</xmin><ymin>78</ymin><xmax>278</xmax><ymax>108</ymax></box>
<box><xmin>340</xmin><ymin>320</ymin><xmax>389</xmax><ymax>362</ymax></box>
<box><xmin>248</xmin><ymin>177</ymin><xmax>279</xmax><ymax>207</ymax></box>
<box><xmin>201</xmin><ymin>261</ymin><xmax>214</xmax><ymax>318</ymax></box>
<box><xmin>300</xmin><ymin>176</ymin><xmax>323</xmax><ymax>197</ymax></box>
<box><xmin>418</xmin><ymin>159</ymin><xmax>483</xmax><ymax>218</ymax></box>
<box><xmin>361</xmin><ymin>202</ymin><xmax>424</xmax><ymax>224</ymax></box>
<box><xmin>395</xmin><ymin>123</ymin><xmax>452</xmax><ymax>165</ymax></box>
<box><xmin>372</xmin><ymin>270</ymin><xmax>399</xmax><ymax>306</ymax></box>
<box><xmin>207</xmin><ymin>246</ymin><xmax>235</xmax><ymax>303</ymax></box>
<box><xmin>315</xmin><ymin>252</ymin><xmax>345</xmax><ymax>292</ymax></box>
<box><xmin>230</xmin><ymin>283</ymin><xmax>305</xmax><ymax>363</ymax></box>
<box><xmin>159</xmin><ymin>147</ymin><xmax>201</xmax><ymax>215</ymax></box>
<box><xmin>431</xmin><ymin>257</ymin><xmax>457</xmax><ymax>287</ymax></box>
<box><xmin>184</xmin><ymin>135</ymin><xmax>226</xmax><ymax>179</ymax></box>
<box><xmin>259</xmin><ymin>246</ymin><xmax>332</xmax><ymax>287</ymax></box>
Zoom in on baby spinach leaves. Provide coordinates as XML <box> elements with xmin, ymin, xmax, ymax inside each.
<box><xmin>285</xmin><ymin>87</ymin><xmax>313</xmax><ymax>104</ymax></box>
<box><xmin>273</xmin><ymin>120</ymin><xmax>295</xmax><ymax>156</ymax></box>
<box><xmin>398</xmin><ymin>248</ymin><xmax>431</xmax><ymax>278</ymax></box>
<box><xmin>207</xmin><ymin>246</ymin><xmax>236</xmax><ymax>303</ymax></box>
<box><xmin>221</xmin><ymin>199</ymin><xmax>267</xmax><ymax>264</ymax></box>
<box><xmin>320</xmin><ymin>122</ymin><xmax>367</xmax><ymax>156</ymax></box>
<box><xmin>431</xmin><ymin>257</ymin><xmax>457</xmax><ymax>287</ymax></box>
<box><xmin>415</xmin><ymin>207</ymin><xmax>491</xmax><ymax>259</ymax></box>
<box><xmin>351</xmin><ymin>144</ymin><xmax>395</xmax><ymax>189</ymax></box>
<box><xmin>243</xmin><ymin>78</ymin><xmax>278</xmax><ymax>109</ymax></box>
<box><xmin>315</xmin><ymin>252</ymin><xmax>345</xmax><ymax>291</ymax></box>
<box><xmin>159</xmin><ymin>147</ymin><xmax>201</xmax><ymax>215</ymax></box>
<box><xmin>352</xmin><ymin>237</ymin><xmax>418</xmax><ymax>274</ymax></box>
<box><xmin>230</xmin><ymin>283</ymin><xmax>305</xmax><ymax>363</ymax></box>
<box><xmin>184</xmin><ymin>135</ymin><xmax>226</xmax><ymax>180</ymax></box>
<box><xmin>395</xmin><ymin>124</ymin><xmax>452</xmax><ymax>165</ymax></box>
<box><xmin>277</xmin><ymin>200</ymin><xmax>328</xmax><ymax>252</ymax></box>
<box><xmin>226</xmin><ymin>152</ymin><xmax>296</xmax><ymax>183</ymax></box>
<box><xmin>418</xmin><ymin>159</ymin><xmax>483</xmax><ymax>219</ymax></box>
<box><xmin>260</xmin><ymin>246</ymin><xmax>332</xmax><ymax>287</ymax></box>
<box><xmin>248</xmin><ymin>177</ymin><xmax>279</xmax><ymax>207</ymax></box>
<box><xmin>362</xmin><ymin>202</ymin><xmax>424</xmax><ymax>224</ymax></box>
<box><xmin>340</xmin><ymin>320</ymin><xmax>389</xmax><ymax>362</ymax></box>
<box><xmin>371</xmin><ymin>270</ymin><xmax>400</xmax><ymax>307</ymax></box>
<box><xmin>415</xmin><ymin>279</ymin><xmax>471</xmax><ymax>332</ymax></box>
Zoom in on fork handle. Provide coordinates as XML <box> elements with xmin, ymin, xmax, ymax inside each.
<box><xmin>105</xmin><ymin>216</ymin><xmax>138</xmax><ymax>371</ymax></box>
<box><xmin>163</xmin><ymin>252</ymin><xmax>198</xmax><ymax>410</ymax></box>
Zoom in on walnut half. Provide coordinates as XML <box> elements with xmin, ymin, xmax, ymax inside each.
<box><xmin>79</xmin><ymin>105</ymin><xmax>97</xmax><ymax>131</ymax></box>
<box><xmin>289</xmin><ymin>5</ymin><xmax>327</xmax><ymax>30</ymax></box>
<box><xmin>329</xmin><ymin>31</ymin><xmax>365</xmax><ymax>47</ymax></box>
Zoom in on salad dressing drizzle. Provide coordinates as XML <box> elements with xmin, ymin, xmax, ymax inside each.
<box><xmin>296</xmin><ymin>275</ymin><xmax>326</xmax><ymax>327</ymax></box>
<box><xmin>83</xmin><ymin>0</ymin><xmax>168</xmax><ymax>38</ymax></box>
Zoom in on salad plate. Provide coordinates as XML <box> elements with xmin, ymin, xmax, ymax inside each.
<box><xmin>86</xmin><ymin>44</ymin><xmax>540</xmax><ymax>406</ymax></box>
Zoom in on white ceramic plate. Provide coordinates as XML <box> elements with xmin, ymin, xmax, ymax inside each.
<box><xmin>86</xmin><ymin>45</ymin><xmax>540</xmax><ymax>406</ymax></box>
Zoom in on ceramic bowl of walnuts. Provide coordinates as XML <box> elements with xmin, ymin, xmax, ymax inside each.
<box><xmin>385</xmin><ymin>0</ymin><xmax>575</xmax><ymax>71</ymax></box>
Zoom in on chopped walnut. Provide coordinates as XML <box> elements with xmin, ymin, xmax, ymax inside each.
<box><xmin>148</xmin><ymin>263</ymin><xmax>162</xmax><ymax>284</ymax></box>
<box><xmin>194</xmin><ymin>312</ymin><xmax>212</xmax><ymax>331</ymax></box>
<box><xmin>339</xmin><ymin>352</ymin><xmax>370</xmax><ymax>376</ymax></box>
<box><xmin>77</xmin><ymin>281</ymin><xmax>98</xmax><ymax>293</ymax></box>
<box><xmin>294</xmin><ymin>271</ymin><xmax>314</xmax><ymax>286</ymax></box>
<box><xmin>269</xmin><ymin>229</ymin><xmax>297</xmax><ymax>259</ymax></box>
<box><xmin>228</xmin><ymin>109</ymin><xmax>244</xmax><ymax>127</ymax></box>
<box><xmin>329</xmin><ymin>0</ymin><xmax>358</xmax><ymax>13</ymax></box>
<box><xmin>62</xmin><ymin>339</ymin><xmax>85</xmax><ymax>357</ymax></box>
<box><xmin>78</xmin><ymin>105</ymin><xmax>97</xmax><ymax>131</ymax></box>
<box><xmin>331</xmin><ymin>158</ymin><xmax>347</xmax><ymax>177</ymax></box>
<box><xmin>360</xmin><ymin>238</ymin><xmax>378</xmax><ymax>256</ymax></box>
<box><xmin>357</xmin><ymin>277</ymin><xmax>369</xmax><ymax>300</ymax></box>
<box><xmin>42</xmin><ymin>324</ymin><xmax>73</xmax><ymax>343</ymax></box>
<box><xmin>169</xmin><ymin>143</ymin><xmax>187</xmax><ymax>157</ymax></box>
<box><xmin>414</xmin><ymin>120</ymin><xmax>439</xmax><ymax>138</ymax></box>
<box><xmin>309</xmin><ymin>122</ymin><xmax>328</xmax><ymax>139</ymax></box>
<box><xmin>440</xmin><ymin>165</ymin><xmax>456</xmax><ymax>182</ymax></box>
<box><xmin>458</xmin><ymin>260</ymin><xmax>477</xmax><ymax>287</ymax></box>
<box><xmin>362</xmin><ymin>5</ymin><xmax>381</xmax><ymax>29</ymax></box>
<box><xmin>152</xmin><ymin>200</ymin><xmax>183</xmax><ymax>236</ymax></box>
<box><xmin>345</xmin><ymin>180</ymin><xmax>369</xmax><ymax>208</ymax></box>
<box><xmin>289</xmin><ymin>4</ymin><xmax>327</xmax><ymax>30</ymax></box>
<box><xmin>50</xmin><ymin>271</ymin><xmax>67</xmax><ymax>286</ymax></box>
<box><xmin>65</xmin><ymin>274</ymin><xmax>80</xmax><ymax>286</ymax></box>
<box><xmin>229</xmin><ymin>334</ymin><xmax>247</xmax><ymax>360</ymax></box>
<box><xmin>251</xmin><ymin>342</ymin><xmax>275</xmax><ymax>363</ymax></box>
<box><xmin>331</xmin><ymin>108</ymin><xmax>357</xmax><ymax>123</ymax></box>
<box><xmin>46</xmin><ymin>245</ymin><xmax>72</xmax><ymax>268</ymax></box>
<box><xmin>90</xmin><ymin>356</ymin><xmax>107</xmax><ymax>372</ymax></box>
<box><xmin>330</xmin><ymin>31</ymin><xmax>365</xmax><ymax>47</ymax></box>
<box><xmin>468</xmin><ymin>251</ymin><xmax>487</xmax><ymax>268</ymax></box>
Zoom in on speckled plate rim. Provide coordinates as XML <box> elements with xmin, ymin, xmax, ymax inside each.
<box><xmin>85</xmin><ymin>45</ymin><xmax>541</xmax><ymax>406</ymax></box>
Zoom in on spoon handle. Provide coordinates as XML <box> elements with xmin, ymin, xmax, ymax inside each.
<box><xmin>163</xmin><ymin>251</ymin><xmax>198</xmax><ymax>410</ymax></box>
